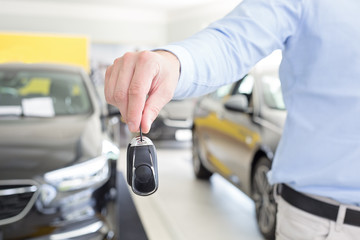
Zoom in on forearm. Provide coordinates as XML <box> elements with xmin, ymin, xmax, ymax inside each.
<box><xmin>161</xmin><ymin>0</ymin><xmax>302</xmax><ymax>99</ymax></box>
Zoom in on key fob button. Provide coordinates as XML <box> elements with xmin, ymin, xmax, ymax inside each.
<box><xmin>134</xmin><ymin>165</ymin><xmax>155</xmax><ymax>193</ymax></box>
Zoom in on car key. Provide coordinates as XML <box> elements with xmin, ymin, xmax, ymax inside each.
<box><xmin>127</xmin><ymin>126</ymin><xmax>158</xmax><ymax>196</ymax></box>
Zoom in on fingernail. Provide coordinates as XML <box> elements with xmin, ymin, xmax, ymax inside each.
<box><xmin>145</xmin><ymin>119</ymin><xmax>152</xmax><ymax>133</ymax></box>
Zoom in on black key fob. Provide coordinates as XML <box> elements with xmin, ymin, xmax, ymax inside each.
<box><xmin>127</xmin><ymin>136</ymin><xmax>158</xmax><ymax>196</ymax></box>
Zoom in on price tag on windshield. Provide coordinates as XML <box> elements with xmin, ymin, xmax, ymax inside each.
<box><xmin>22</xmin><ymin>97</ymin><xmax>55</xmax><ymax>117</ymax></box>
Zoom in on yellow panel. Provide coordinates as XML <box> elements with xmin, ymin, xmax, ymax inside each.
<box><xmin>0</xmin><ymin>32</ymin><xmax>89</xmax><ymax>72</ymax></box>
<box><xmin>19</xmin><ymin>78</ymin><xmax>51</xmax><ymax>96</ymax></box>
<box><xmin>194</xmin><ymin>112</ymin><xmax>261</xmax><ymax>149</ymax></box>
<box><xmin>72</xmin><ymin>85</ymin><xmax>81</xmax><ymax>96</ymax></box>
<box><xmin>207</xmin><ymin>153</ymin><xmax>232</xmax><ymax>177</ymax></box>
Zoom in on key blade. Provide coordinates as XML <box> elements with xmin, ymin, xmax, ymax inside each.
<box><xmin>139</xmin><ymin>125</ymin><xmax>143</xmax><ymax>142</ymax></box>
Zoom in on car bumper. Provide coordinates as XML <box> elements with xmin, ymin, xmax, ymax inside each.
<box><xmin>0</xmin><ymin>166</ymin><xmax>117</xmax><ymax>240</ymax></box>
<box><xmin>148</xmin><ymin>117</ymin><xmax>193</xmax><ymax>140</ymax></box>
<box><xmin>26</xmin><ymin>217</ymin><xmax>114</xmax><ymax>240</ymax></box>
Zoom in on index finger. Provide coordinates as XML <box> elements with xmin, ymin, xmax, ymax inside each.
<box><xmin>126</xmin><ymin>52</ymin><xmax>159</xmax><ymax>132</ymax></box>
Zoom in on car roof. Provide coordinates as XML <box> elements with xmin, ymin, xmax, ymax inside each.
<box><xmin>0</xmin><ymin>63</ymin><xmax>84</xmax><ymax>73</ymax></box>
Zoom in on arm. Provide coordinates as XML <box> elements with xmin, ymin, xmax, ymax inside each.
<box><xmin>104</xmin><ymin>0</ymin><xmax>303</xmax><ymax>132</ymax></box>
<box><xmin>165</xmin><ymin>0</ymin><xmax>303</xmax><ymax>99</ymax></box>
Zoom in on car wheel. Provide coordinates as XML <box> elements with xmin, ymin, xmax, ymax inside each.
<box><xmin>252</xmin><ymin>157</ymin><xmax>276</xmax><ymax>240</ymax></box>
<box><xmin>192</xmin><ymin>128</ymin><xmax>213</xmax><ymax>180</ymax></box>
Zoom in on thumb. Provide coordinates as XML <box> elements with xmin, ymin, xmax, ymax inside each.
<box><xmin>141</xmin><ymin>92</ymin><xmax>171</xmax><ymax>133</ymax></box>
<box><xmin>141</xmin><ymin>50</ymin><xmax>180</xmax><ymax>133</ymax></box>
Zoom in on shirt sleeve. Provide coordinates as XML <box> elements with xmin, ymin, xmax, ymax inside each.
<box><xmin>160</xmin><ymin>0</ymin><xmax>304</xmax><ymax>99</ymax></box>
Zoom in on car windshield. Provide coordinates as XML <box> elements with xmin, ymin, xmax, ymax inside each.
<box><xmin>0</xmin><ymin>69</ymin><xmax>92</xmax><ymax>117</ymax></box>
<box><xmin>261</xmin><ymin>75</ymin><xmax>286</xmax><ymax>110</ymax></box>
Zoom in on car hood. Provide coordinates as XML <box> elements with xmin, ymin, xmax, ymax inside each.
<box><xmin>0</xmin><ymin>114</ymin><xmax>103</xmax><ymax>180</ymax></box>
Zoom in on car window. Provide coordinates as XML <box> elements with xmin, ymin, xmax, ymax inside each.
<box><xmin>0</xmin><ymin>69</ymin><xmax>92</xmax><ymax>116</ymax></box>
<box><xmin>210</xmin><ymin>82</ymin><xmax>234</xmax><ymax>100</ymax></box>
<box><xmin>232</xmin><ymin>75</ymin><xmax>255</xmax><ymax>107</ymax></box>
<box><xmin>261</xmin><ymin>75</ymin><xmax>285</xmax><ymax>110</ymax></box>
<box><xmin>236</xmin><ymin>75</ymin><xmax>254</xmax><ymax>95</ymax></box>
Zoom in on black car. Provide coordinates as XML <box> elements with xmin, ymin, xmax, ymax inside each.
<box><xmin>0</xmin><ymin>63</ymin><xmax>120</xmax><ymax>240</ymax></box>
<box><xmin>191</xmin><ymin>54</ymin><xmax>285</xmax><ymax>239</ymax></box>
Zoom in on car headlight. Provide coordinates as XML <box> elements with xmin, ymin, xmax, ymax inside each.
<box><xmin>44</xmin><ymin>156</ymin><xmax>109</xmax><ymax>191</ymax></box>
<box><xmin>102</xmin><ymin>139</ymin><xmax>120</xmax><ymax>159</ymax></box>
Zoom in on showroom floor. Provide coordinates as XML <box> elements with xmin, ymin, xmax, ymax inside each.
<box><xmin>117</xmin><ymin>139</ymin><xmax>264</xmax><ymax>240</ymax></box>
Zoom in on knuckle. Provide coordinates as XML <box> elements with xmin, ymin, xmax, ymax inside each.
<box><xmin>113</xmin><ymin>90</ymin><xmax>127</xmax><ymax>104</ymax></box>
<box><xmin>122</xmin><ymin>52</ymin><xmax>135</xmax><ymax>62</ymax></box>
<box><xmin>137</xmin><ymin>51</ymin><xmax>160</xmax><ymax>76</ymax></box>
<box><xmin>137</xmin><ymin>50</ymin><xmax>153</xmax><ymax>64</ymax></box>
<box><xmin>128</xmin><ymin>83</ymin><xmax>144</xmax><ymax>97</ymax></box>
<box><xmin>120</xmin><ymin>55</ymin><xmax>134</xmax><ymax>71</ymax></box>
<box><xmin>105</xmin><ymin>65</ymin><xmax>111</xmax><ymax>74</ymax></box>
<box><xmin>113</xmin><ymin>57</ymin><xmax>121</xmax><ymax>65</ymax></box>
<box><xmin>105</xmin><ymin>66</ymin><xmax>112</xmax><ymax>78</ymax></box>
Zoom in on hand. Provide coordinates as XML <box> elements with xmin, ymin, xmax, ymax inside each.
<box><xmin>104</xmin><ymin>50</ymin><xmax>180</xmax><ymax>133</ymax></box>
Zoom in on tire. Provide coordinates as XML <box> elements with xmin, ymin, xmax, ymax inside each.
<box><xmin>252</xmin><ymin>157</ymin><xmax>276</xmax><ymax>240</ymax></box>
<box><xmin>192</xmin><ymin>128</ymin><xmax>213</xmax><ymax>180</ymax></box>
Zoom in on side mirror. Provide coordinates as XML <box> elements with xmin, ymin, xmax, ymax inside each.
<box><xmin>224</xmin><ymin>95</ymin><xmax>250</xmax><ymax>113</ymax></box>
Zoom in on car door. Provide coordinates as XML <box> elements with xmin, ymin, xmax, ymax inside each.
<box><xmin>193</xmin><ymin>83</ymin><xmax>236</xmax><ymax>177</ymax></box>
<box><xmin>209</xmin><ymin>75</ymin><xmax>261</xmax><ymax>190</ymax></box>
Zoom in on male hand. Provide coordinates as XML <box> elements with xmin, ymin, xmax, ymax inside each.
<box><xmin>104</xmin><ymin>50</ymin><xmax>180</xmax><ymax>133</ymax></box>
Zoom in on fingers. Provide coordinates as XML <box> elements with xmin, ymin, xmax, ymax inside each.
<box><xmin>141</xmin><ymin>89</ymin><xmax>169</xmax><ymax>133</ymax></box>
<box><xmin>127</xmin><ymin>51</ymin><xmax>159</xmax><ymax>132</ymax></box>
<box><xmin>104</xmin><ymin>64</ymin><xmax>114</xmax><ymax>105</ymax></box>
<box><xmin>104</xmin><ymin>50</ymin><xmax>180</xmax><ymax>133</ymax></box>
<box><xmin>112</xmin><ymin>53</ymin><xmax>136</xmax><ymax>123</ymax></box>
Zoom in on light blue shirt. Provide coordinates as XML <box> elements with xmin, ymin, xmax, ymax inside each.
<box><xmin>161</xmin><ymin>0</ymin><xmax>360</xmax><ymax>205</ymax></box>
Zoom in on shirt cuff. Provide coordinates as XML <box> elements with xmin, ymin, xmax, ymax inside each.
<box><xmin>154</xmin><ymin>45</ymin><xmax>195</xmax><ymax>99</ymax></box>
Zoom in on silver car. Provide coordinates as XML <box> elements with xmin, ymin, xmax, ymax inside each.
<box><xmin>192</xmin><ymin>61</ymin><xmax>285</xmax><ymax>239</ymax></box>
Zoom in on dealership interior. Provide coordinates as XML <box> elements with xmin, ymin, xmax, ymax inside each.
<box><xmin>0</xmin><ymin>0</ymin><xmax>290</xmax><ymax>240</ymax></box>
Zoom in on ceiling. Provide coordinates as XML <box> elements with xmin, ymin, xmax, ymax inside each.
<box><xmin>117</xmin><ymin>0</ymin><xmax>231</xmax><ymax>10</ymax></box>
<box><xmin>38</xmin><ymin>0</ymin><xmax>237</xmax><ymax>11</ymax></box>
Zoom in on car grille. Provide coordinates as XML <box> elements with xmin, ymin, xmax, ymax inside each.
<box><xmin>0</xmin><ymin>183</ymin><xmax>38</xmax><ymax>225</ymax></box>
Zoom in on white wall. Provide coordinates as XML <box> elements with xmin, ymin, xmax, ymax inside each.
<box><xmin>0</xmin><ymin>0</ymin><xmax>167</xmax><ymax>45</ymax></box>
<box><xmin>0</xmin><ymin>0</ymin><xmax>240</xmax><ymax>46</ymax></box>
<box><xmin>166</xmin><ymin>1</ymin><xmax>240</xmax><ymax>43</ymax></box>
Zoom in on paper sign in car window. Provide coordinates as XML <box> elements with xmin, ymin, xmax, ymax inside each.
<box><xmin>22</xmin><ymin>97</ymin><xmax>55</xmax><ymax>117</ymax></box>
<box><xmin>0</xmin><ymin>106</ymin><xmax>22</xmax><ymax>116</ymax></box>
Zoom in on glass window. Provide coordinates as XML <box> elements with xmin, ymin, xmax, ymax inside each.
<box><xmin>236</xmin><ymin>75</ymin><xmax>254</xmax><ymax>95</ymax></box>
<box><xmin>261</xmin><ymin>75</ymin><xmax>285</xmax><ymax>110</ymax></box>
<box><xmin>210</xmin><ymin>82</ymin><xmax>234</xmax><ymax>100</ymax></box>
<box><xmin>0</xmin><ymin>69</ymin><xmax>92</xmax><ymax>116</ymax></box>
